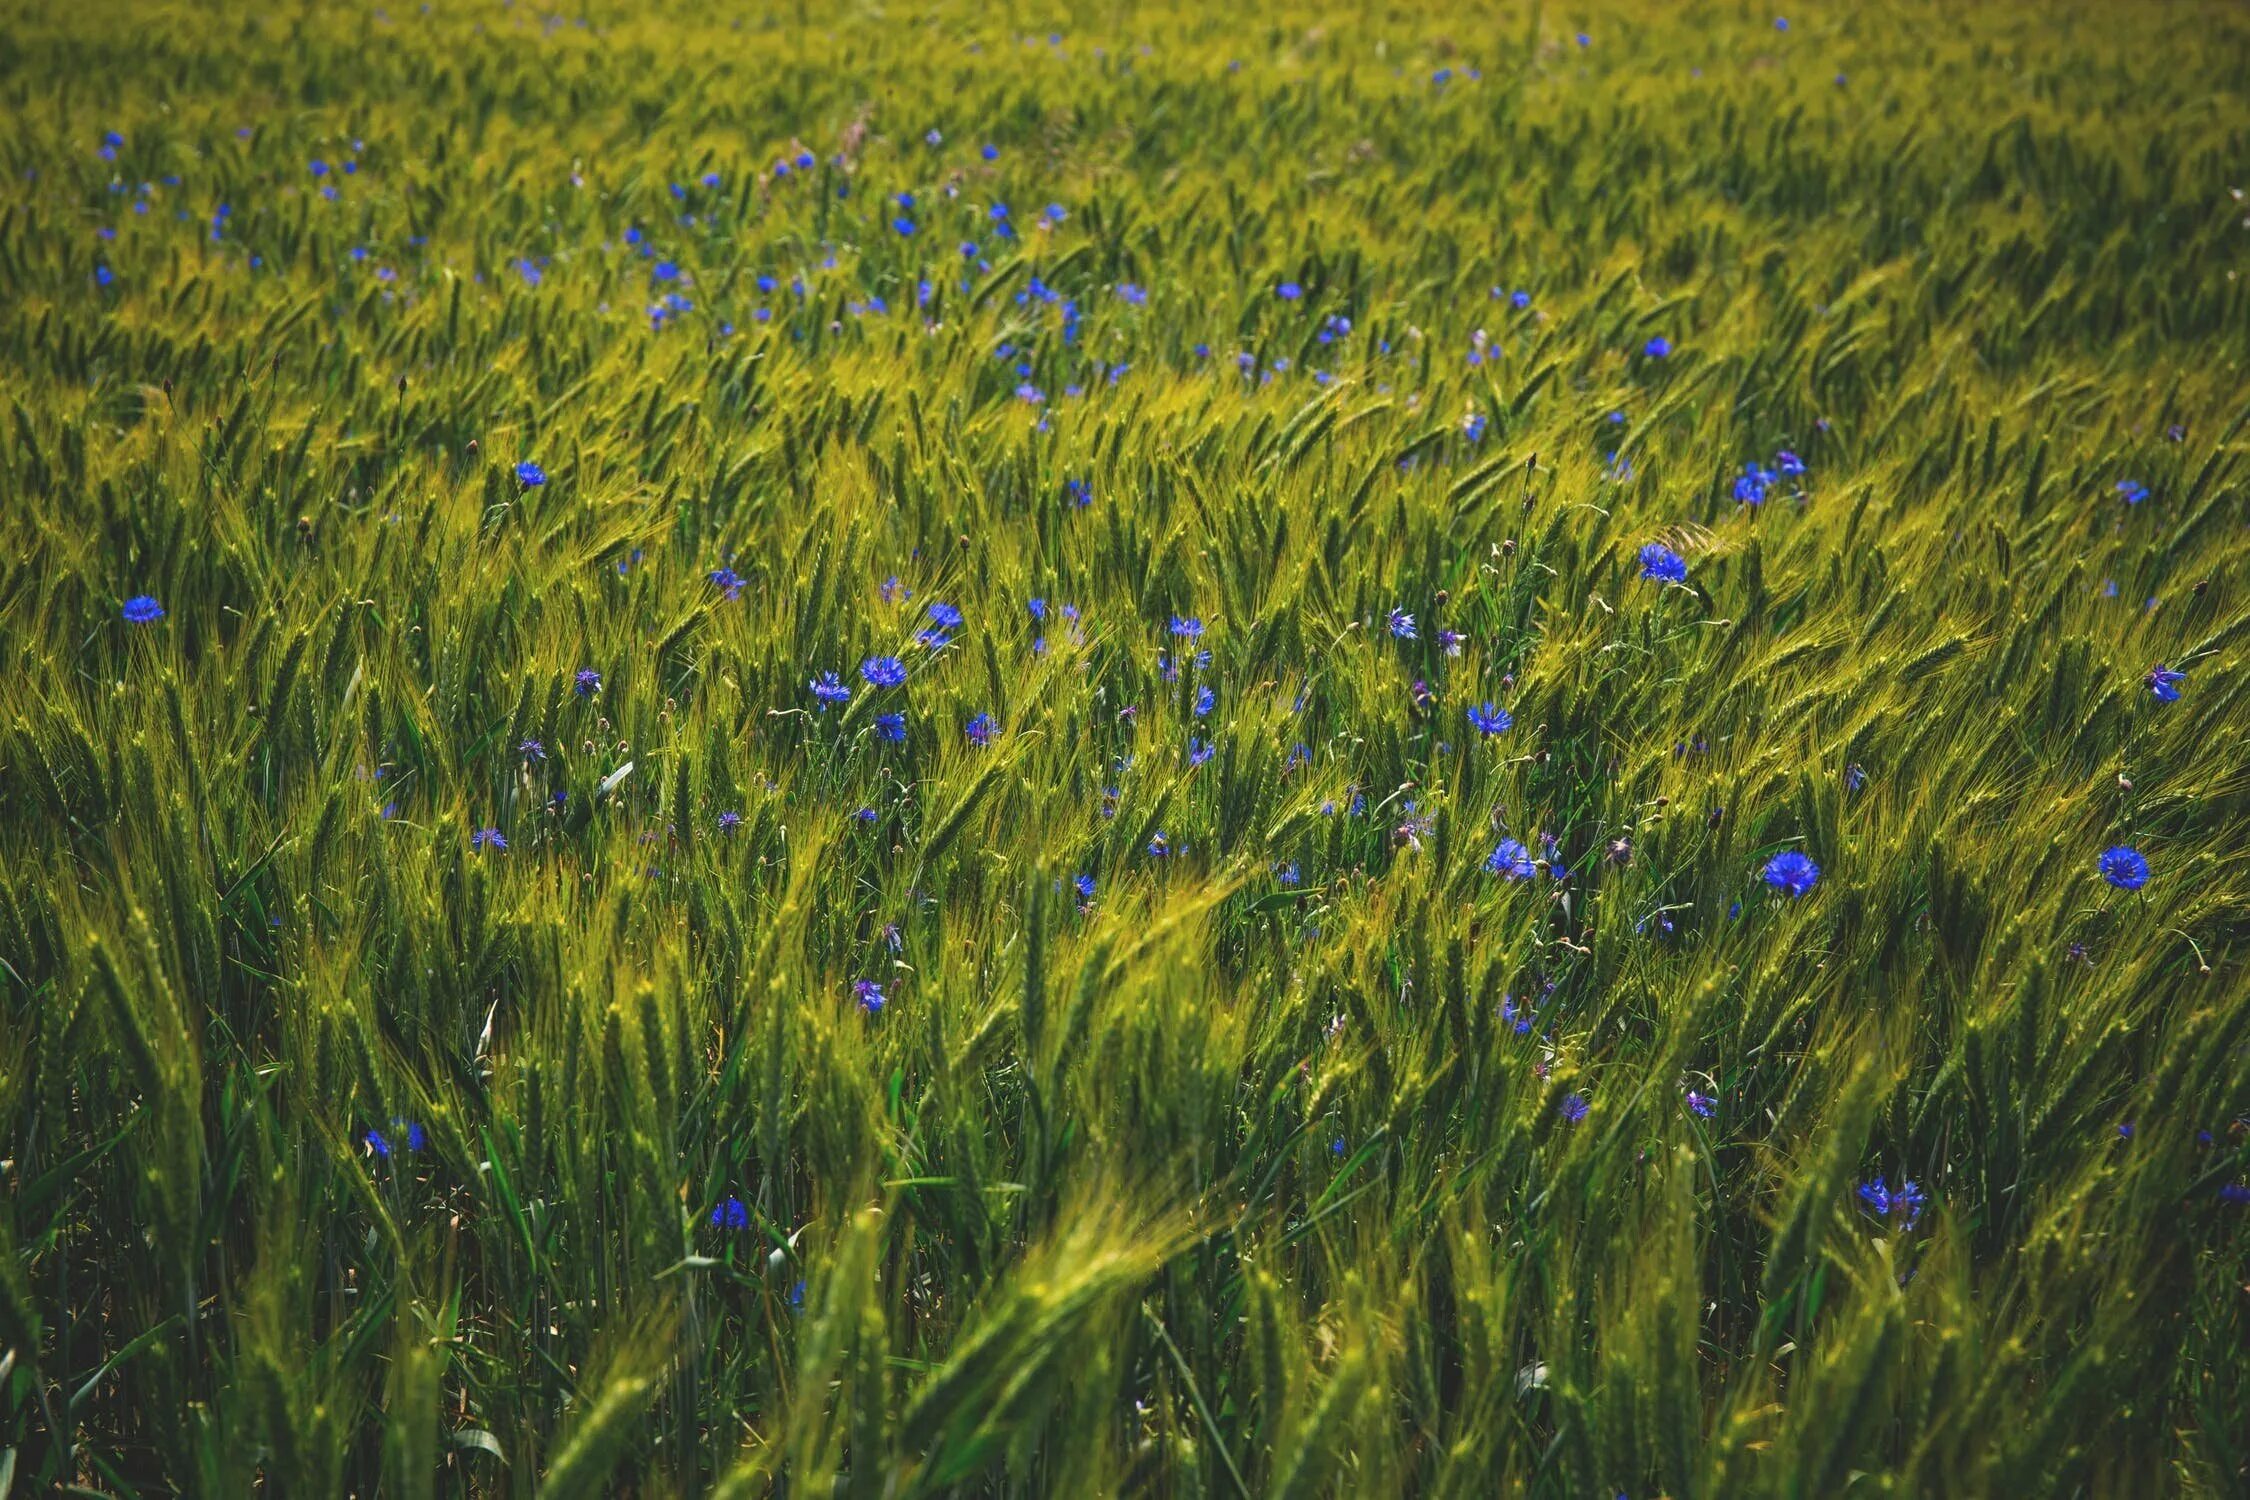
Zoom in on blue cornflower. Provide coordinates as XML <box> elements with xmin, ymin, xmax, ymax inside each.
<box><xmin>1845</xmin><ymin>763</ymin><xmax>1867</xmax><ymax>793</ymax></box>
<box><xmin>1558</xmin><ymin>1093</ymin><xmax>1590</xmax><ymax>1123</ymax></box>
<box><xmin>710</xmin><ymin>1195</ymin><xmax>750</xmax><ymax>1229</ymax></box>
<box><xmin>809</xmin><ymin>672</ymin><xmax>852</xmax><ymax>708</ymax></box>
<box><xmin>471</xmin><ymin>827</ymin><xmax>508</xmax><ymax>852</ymax></box>
<box><xmin>1775</xmin><ymin>449</ymin><xmax>1806</xmax><ymax>476</ymax></box>
<box><xmin>1642</xmin><ymin>335</ymin><xmax>1671</xmax><ymax>358</ymax></box>
<box><xmin>1467</xmin><ymin>703</ymin><xmax>1513</xmax><ymax>736</ymax></box>
<box><xmin>515</xmin><ymin>460</ymin><xmax>546</xmax><ymax>486</ymax></box>
<box><xmin>861</xmin><ymin>656</ymin><xmax>908</xmax><ymax>688</ymax></box>
<box><xmin>1193</xmin><ymin>685</ymin><xmax>1215</xmax><ymax>717</ymax></box>
<box><xmin>965</xmin><ymin>712</ymin><xmax>996</xmax><ymax>746</ymax></box>
<box><xmin>853</xmin><ymin>979</ymin><xmax>885</xmax><ymax>1014</ymax></box>
<box><xmin>1638</xmin><ymin>543</ymin><xmax>1688</xmax><ymax>582</ymax></box>
<box><xmin>875</xmin><ymin>712</ymin><xmax>906</xmax><ymax>741</ymax></box>
<box><xmin>1147</xmin><ymin>831</ymin><xmax>1171</xmax><ymax>858</ymax></box>
<box><xmin>1275</xmin><ymin>281</ymin><xmax>1302</xmax><ymax>300</ymax></box>
<box><xmin>2097</xmin><ymin>845</ymin><xmax>2149</xmax><ymax>891</ymax></box>
<box><xmin>1388</xmin><ymin>608</ymin><xmax>1417</xmax><ymax>640</ymax></box>
<box><xmin>574</xmin><ymin>668</ymin><xmax>602</xmax><ymax>696</ymax></box>
<box><xmin>1686</xmin><ymin>1090</ymin><xmax>1716</xmax><ymax>1119</ymax></box>
<box><xmin>310</xmin><ymin>159</ymin><xmax>329</xmax><ymax>176</ymax></box>
<box><xmin>707</xmin><ymin>567</ymin><xmax>746</xmax><ymax>599</ymax></box>
<box><xmin>892</xmin><ymin>217</ymin><xmax>916</xmax><ymax>235</ymax></box>
<box><xmin>1065</xmin><ymin>477</ymin><xmax>1093</xmax><ymax>508</ymax></box>
<box><xmin>1072</xmin><ymin>873</ymin><xmax>1096</xmax><ymax>900</ymax></box>
<box><xmin>718</xmin><ymin>810</ymin><xmax>742</xmax><ymax>833</ymax></box>
<box><xmin>1169</xmin><ymin>615</ymin><xmax>1203</xmax><ymax>638</ymax></box>
<box><xmin>519</xmin><ymin>738</ymin><xmax>546</xmax><ymax>761</ymax></box>
<box><xmin>1187</xmin><ymin>737</ymin><xmax>1215</xmax><ymax>766</ymax></box>
<box><xmin>1856</xmin><ymin>1177</ymin><xmax>1927</xmax><ymax>1229</ymax></box>
<box><xmin>927</xmin><ymin>602</ymin><xmax>963</xmax><ymax>629</ymax></box>
<box><xmin>1762</xmin><ymin>850</ymin><xmax>1820</xmax><ymax>896</ymax></box>
<box><xmin>2116</xmin><ymin>479</ymin><xmax>2149</xmax><ymax>505</ymax></box>
<box><xmin>1487</xmin><ymin>839</ymin><xmax>1535</xmax><ymax>880</ymax></box>
<box><xmin>2147</xmin><ymin>665</ymin><xmax>2184</xmax><ymax>702</ymax></box>
<box><xmin>121</xmin><ymin>594</ymin><xmax>165</xmax><ymax>623</ymax></box>
<box><xmin>1116</xmin><ymin>282</ymin><xmax>1147</xmax><ymax>305</ymax></box>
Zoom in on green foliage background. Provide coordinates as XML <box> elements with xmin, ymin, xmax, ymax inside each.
<box><xmin>1</xmin><ymin>0</ymin><xmax>2247</xmax><ymax>1493</ymax></box>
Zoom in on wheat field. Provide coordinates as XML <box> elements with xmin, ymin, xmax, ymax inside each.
<box><xmin>1</xmin><ymin>0</ymin><xmax>2247</xmax><ymax>1494</ymax></box>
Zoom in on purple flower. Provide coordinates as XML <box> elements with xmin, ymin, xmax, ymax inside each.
<box><xmin>2146</xmin><ymin>665</ymin><xmax>2184</xmax><ymax>702</ymax></box>
<box><xmin>708</xmin><ymin>567</ymin><xmax>746</xmax><ymax>599</ymax></box>
<box><xmin>471</xmin><ymin>827</ymin><xmax>508</xmax><ymax>852</ymax></box>
<box><xmin>810</xmin><ymin>672</ymin><xmax>851</xmax><ymax>708</ymax></box>
<box><xmin>1558</xmin><ymin>1093</ymin><xmax>1590</xmax><ymax>1123</ymax></box>
<box><xmin>1169</xmin><ymin>615</ymin><xmax>1203</xmax><ymax>638</ymax></box>
<box><xmin>2097</xmin><ymin>845</ymin><xmax>2149</xmax><ymax>891</ymax></box>
<box><xmin>1762</xmin><ymin>850</ymin><xmax>1819</xmax><ymax>896</ymax></box>
<box><xmin>1686</xmin><ymin>1091</ymin><xmax>1716</xmax><ymax>1119</ymax></box>
<box><xmin>965</xmin><ymin>712</ymin><xmax>996</xmax><ymax>746</ymax></box>
<box><xmin>1387</xmin><ymin>608</ymin><xmax>1417</xmax><ymax>640</ymax></box>
<box><xmin>1486</xmin><ymin>838</ymin><xmax>1535</xmax><ymax>880</ymax></box>
<box><xmin>574</xmin><ymin>667</ymin><xmax>602</xmax><ymax>697</ymax></box>
<box><xmin>1638</xmin><ymin>543</ymin><xmax>1687</xmax><ymax>583</ymax></box>
<box><xmin>1856</xmin><ymin>1177</ymin><xmax>1926</xmax><ymax>1229</ymax></box>
<box><xmin>853</xmin><ymin>979</ymin><xmax>885</xmax><ymax>1014</ymax></box>
<box><xmin>1466</xmin><ymin>703</ymin><xmax>1512</xmax><ymax>736</ymax></box>
<box><xmin>718</xmin><ymin>810</ymin><xmax>742</xmax><ymax>833</ymax></box>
